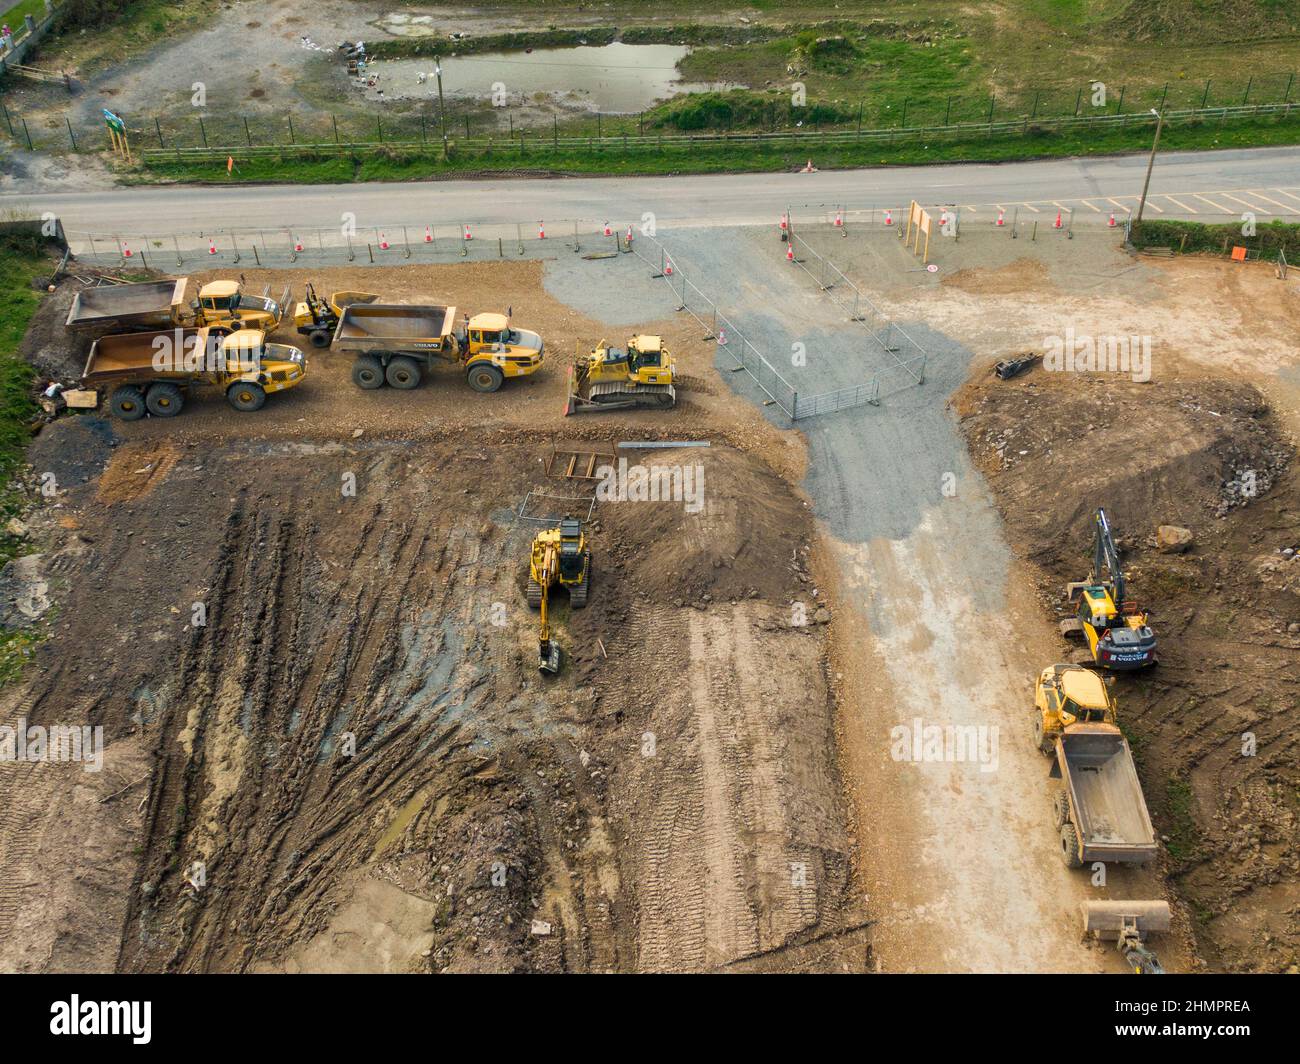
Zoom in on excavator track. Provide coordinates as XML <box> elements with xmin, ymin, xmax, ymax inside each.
<box><xmin>526</xmin><ymin>578</ymin><xmax>542</xmax><ymax>608</ymax></box>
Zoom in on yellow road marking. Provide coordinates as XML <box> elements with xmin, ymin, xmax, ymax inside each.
<box><xmin>1162</xmin><ymin>195</ymin><xmax>1197</xmax><ymax>213</ymax></box>
<box><xmin>1221</xmin><ymin>192</ymin><xmax>1264</xmax><ymax>211</ymax></box>
<box><xmin>1193</xmin><ymin>193</ymin><xmax>1230</xmax><ymax>212</ymax></box>
<box><xmin>1247</xmin><ymin>190</ymin><xmax>1296</xmax><ymax>212</ymax></box>
<box><xmin>1078</xmin><ymin>199</ymin><xmax>1102</xmax><ymax>212</ymax></box>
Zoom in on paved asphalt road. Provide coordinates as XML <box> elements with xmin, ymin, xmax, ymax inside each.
<box><xmin>4</xmin><ymin>146</ymin><xmax>1299</xmax><ymax>235</ymax></box>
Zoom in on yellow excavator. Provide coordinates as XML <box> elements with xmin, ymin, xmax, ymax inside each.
<box><xmin>565</xmin><ymin>334</ymin><xmax>676</xmax><ymax>414</ymax></box>
<box><xmin>525</xmin><ymin>516</ymin><xmax>591</xmax><ymax>673</ymax></box>
<box><xmin>1062</xmin><ymin>509</ymin><xmax>1157</xmax><ymax>670</ymax></box>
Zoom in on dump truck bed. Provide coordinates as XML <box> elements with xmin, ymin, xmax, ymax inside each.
<box><xmin>66</xmin><ymin>279</ymin><xmax>187</xmax><ymax>332</ymax></box>
<box><xmin>83</xmin><ymin>327</ymin><xmax>207</xmax><ymax>386</ymax></box>
<box><xmin>332</xmin><ymin>304</ymin><xmax>456</xmax><ymax>351</ymax></box>
<box><xmin>1058</xmin><ymin>726</ymin><xmax>1156</xmax><ymax>864</ymax></box>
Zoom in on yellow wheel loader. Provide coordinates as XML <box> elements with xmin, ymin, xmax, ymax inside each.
<box><xmin>292</xmin><ymin>284</ymin><xmax>379</xmax><ymax>348</ymax></box>
<box><xmin>1062</xmin><ymin>509</ymin><xmax>1157</xmax><ymax>670</ymax></box>
<box><xmin>525</xmin><ymin>516</ymin><xmax>590</xmax><ymax>674</ymax></box>
<box><xmin>564</xmin><ymin>334</ymin><xmax>675</xmax><ymax>415</ymax></box>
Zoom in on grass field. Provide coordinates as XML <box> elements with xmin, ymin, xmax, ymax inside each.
<box><xmin>138</xmin><ymin>109</ymin><xmax>1300</xmax><ymax>184</ymax></box>
<box><xmin>9</xmin><ymin>0</ymin><xmax>1300</xmax><ymax>175</ymax></box>
<box><xmin>0</xmin><ymin>232</ymin><xmax>47</xmax><ymax>685</ymax></box>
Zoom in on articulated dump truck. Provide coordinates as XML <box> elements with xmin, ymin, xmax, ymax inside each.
<box><xmin>333</xmin><ymin>304</ymin><xmax>543</xmax><ymax>392</ymax></box>
<box><xmin>83</xmin><ymin>327</ymin><xmax>307</xmax><ymax>419</ymax></box>
<box><xmin>1036</xmin><ymin>665</ymin><xmax>1157</xmax><ymax>868</ymax></box>
<box><xmin>65</xmin><ymin>277</ymin><xmax>289</xmax><ymax>334</ymax></box>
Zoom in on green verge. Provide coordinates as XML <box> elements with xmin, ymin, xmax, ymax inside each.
<box><xmin>1131</xmin><ymin>217</ymin><xmax>1300</xmax><ymax>260</ymax></box>
<box><xmin>0</xmin><ymin>230</ymin><xmax>46</xmax><ymax>687</ymax></box>
<box><xmin>137</xmin><ymin>112</ymin><xmax>1300</xmax><ymax>185</ymax></box>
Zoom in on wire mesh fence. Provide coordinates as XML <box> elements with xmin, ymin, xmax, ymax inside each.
<box><xmin>3</xmin><ymin>84</ymin><xmax>1298</xmax><ymax>158</ymax></box>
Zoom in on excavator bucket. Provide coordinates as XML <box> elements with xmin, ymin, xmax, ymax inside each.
<box><xmin>538</xmin><ymin>639</ymin><xmax>561</xmax><ymax>674</ymax></box>
<box><xmin>1081</xmin><ymin>900</ymin><xmax>1171</xmax><ymax>938</ymax></box>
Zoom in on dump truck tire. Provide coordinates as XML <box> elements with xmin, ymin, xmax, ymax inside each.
<box><xmin>467</xmin><ymin>364</ymin><xmax>504</xmax><ymax>393</ymax></box>
<box><xmin>352</xmin><ymin>357</ymin><xmax>384</xmax><ymax>390</ymax></box>
<box><xmin>109</xmin><ymin>385</ymin><xmax>146</xmax><ymax>421</ymax></box>
<box><xmin>1059</xmin><ymin>821</ymin><xmax>1084</xmax><ymax>868</ymax></box>
<box><xmin>146</xmin><ymin>382</ymin><xmax>184</xmax><ymax>418</ymax></box>
<box><xmin>227</xmin><ymin>382</ymin><xmax>267</xmax><ymax>412</ymax></box>
<box><xmin>1053</xmin><ymin>790</ymin><xmax>1071</xmax><ymax>829</ymax></box>
<box><xmin>1033</xmin><ymin>715</ymin><xmax>1054</xmax><ymax>756</ymax></box>
<box><xmin>386</xmin><ymin>356</ymin><xmax>422</xmax><ymax>390</ymax></box>
<box><xmin>309</xmin><ymin>329</ymin><xmax>331</xmax><ymax>349</ymax></box>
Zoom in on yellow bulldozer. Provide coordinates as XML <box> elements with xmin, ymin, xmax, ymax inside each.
<box><xmin>565</xmin><ymin>334</ymin><xmax>675</xmax><ymax>414</ymax></box>
<box><xmin>525</xmin><ymin>516</ymin><xmax>591</xmax><ymax>673</ymax></box>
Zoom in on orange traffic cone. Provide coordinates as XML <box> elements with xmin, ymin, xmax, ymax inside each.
<box><xmin>834</xmin><ymin>211</ymin><xmax>843</xmax><ymax>228</ymax></box>
<box><xmin>538</xmin><ymin>221</ymin><xmax>545</xmax><ymax>239</ymax></box>
<box><xmin>664</xmin><ymin>260</ymin><xmax>673</xmax><ymax>276</ymax></box>
<box><xmin>717</xmin><ymin>327</ymin><xmax>728</xmax><ymax>346</ymax></box>
<box><xmin>625</xmin><ymin>225</ymin><xmax>633</xmax><ymax>246</ymax></box>
<box><xmin>1108</xmin><ymin>212</ymin><xmax>1117</xmax><ymax>228</ymax></box>
<box><xmin>996</xmin><ymin>209</ymin><xmax>1005</xmax><ymax>227</ymax></box>
<box><xmin>463</xmin><ymin>225</ymin><xmax>472</xmax><ymax>241</ymax></box>
<box><xmin>780</xmin><ymin>213</ymin><xmax>788</xmax><ymax>232</ymax></box>
<box><xmin>424</xmin><ymin>225</ymin><xmax>433</xmax><ymax>242</ymax></box>
<box><xmin>122</xmin><ymin>243</ymin><xmax>132</xmax><ymax>258</ymax></box>
<box><xmin>1053</xmin><ymin>211</ymin><xmax>1063</xmax><ymax>229</ymax></box>
<box><xmin>379</xmin><ymin>232</ymin><xmax>390</xmax><ymax>249</ymax></box>
<box><xmin>294</xmin><ymin>237</ymin><xmax>304</xmax><ymax>252</ymax></box>
<box><xmin>786</xmin><ymin>245</ymin><xmax>795</xmax><ymax>262</ymax></box>
<box><xmin>603</xmin><ymin>221</ymin><xmax>611</xmax><ymax>237</ymax></box>
<box><xmin>208</xmin><ymin>239</ymin><xmax>217</xmax><ymax>255</ymax></box>
<box><xmin>884</xmin><ymin>209</ymin><xmax>893</xmax><ymax>226</ymax></box>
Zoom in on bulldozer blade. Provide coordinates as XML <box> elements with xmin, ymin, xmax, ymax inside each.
<box><xmin>538</xmin><ymin>640</ymin><xmax>562</xmax><ymax>674</ymax></box>
<box><xmin>1081</xmin><ymin>900</ymin><xmax>1171</xmax><ymax>939</ymax></box>
<box><xmin>563</xmin><ymin>366</ymin><xmax>576</xmax><ymax>417</ymax></box>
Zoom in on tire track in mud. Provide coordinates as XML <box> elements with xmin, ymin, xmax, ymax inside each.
<box><xmin>611</xmin><ymin>600</ymin><xmax>860</xmax><ymax>972</ymax></box>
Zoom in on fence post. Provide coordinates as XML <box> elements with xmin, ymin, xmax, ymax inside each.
<box><xmin>288</xmin><ymin>115</ymin><xmax>295</xmax><ymax>145</ymax></box>
<box><xmin>66</xmin><ymin>116</ymin><xmax>77</xmax><ymax>152</ymax></box>
<box><xmin>21</xmin><ymin>117</ymin><xmax>32</xmax><ymax>150</ymax></box>
<box><xmin>1242</xmin><ymin>76</ymin><xmax>1253</xmax><ymax>106</ymax></box>
<box><xmin>333</xmin><ymin>114</ymin><xmax>339</xmax><ymax>144</ymax></box>
<box><xmin>1286</xmin><ymin>73</ymin><xmax>1295</xmax><ymax>104</ymax></box>
<box><xmin>1201</xmin><ymin>79</ymin><xmax>1211</xmax><ymax>108</ymax></box>
<box><xmin>199</xmin><ymin>115</ymin><xmax>207</xmax><ymax>147</ymax></box>
<box><xmin>155</xmin><ymin>117</ymin><xmax>164</xmax><ymax>148</ymax></box>
<box><xmin>243</xmin><ymin>116</ymin><xmax>252</xmax><ymax>147</ymax></box>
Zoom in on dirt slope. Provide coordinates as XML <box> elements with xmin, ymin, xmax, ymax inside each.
<box><xmin>957</xmin><ymin>368</ymin><xmax>1300</xmax><ymax>972</ymax></box>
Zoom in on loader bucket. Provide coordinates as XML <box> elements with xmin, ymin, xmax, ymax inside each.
<box><xmin>1081</xmin><ymin>900</ymin><xmax>1171</xmax><ymax>939</ymax></box>
<box><xmin>538</xmin><ymin>639</ymin><xmax>562</xmax><ymax>675</ymax></box>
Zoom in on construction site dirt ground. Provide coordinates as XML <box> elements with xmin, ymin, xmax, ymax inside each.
<box><xmin>0</xmin><ymin>253</ymin><xmax>868</xmax><ymax>974</ymax></box>
<box><xmin>796</xmin><ymin>224</ymin><xmax>1300</xmax><ymax>973</ymax></box>
<box><xmin>3</xmin><ymin>225</ymin><xmax>1298</xmax><ymax>973</ymax></box>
